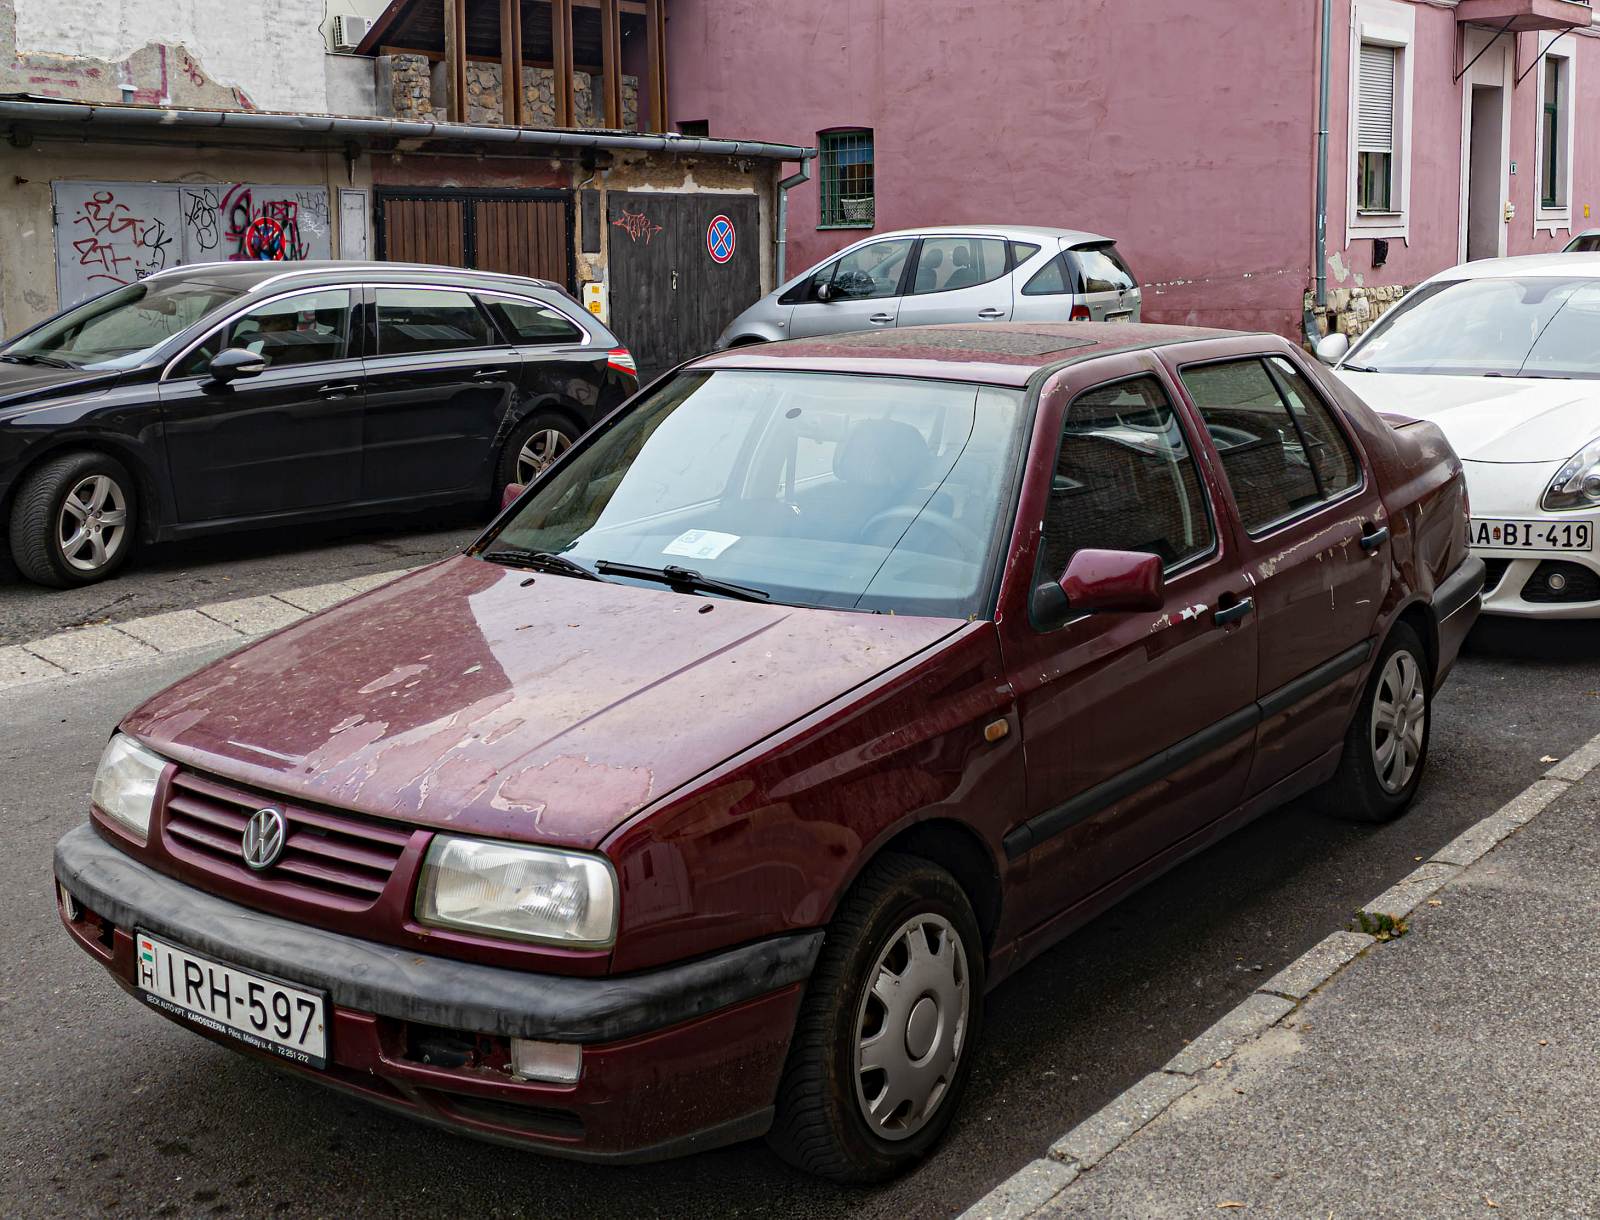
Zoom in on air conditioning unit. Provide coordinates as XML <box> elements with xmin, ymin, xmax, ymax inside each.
<box><xmin>332</xmin><ymin>14</ymin><xmax>375</xmax><ymax>53</ymax></box>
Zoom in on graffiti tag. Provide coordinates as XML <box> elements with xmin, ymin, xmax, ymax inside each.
<box><xmin>613</xmin><ymin>209</ymin><xmax>663</xmax><ymax>245</ymax></box>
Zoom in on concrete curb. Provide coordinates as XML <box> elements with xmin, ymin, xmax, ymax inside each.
<box><xmin>958</xmin><ymin>726</ymin><xmax>1600</xmax><ymax>1220</ymax></box>
<box><xmin>0</xmin><ymin>567</ymin><xmax>415</xmax><ymax>694</ymax></box>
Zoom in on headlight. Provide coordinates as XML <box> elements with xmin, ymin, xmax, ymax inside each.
<box><xmin>91</xmin><ymin>734</ymin><xmax>167</xmax><ymax>842</ymax></box>
<box><xmin>415</xmin><ymin>835</ymin><xmax>618</xmax><ymax>948</ymax></box>
<box><xmin>1543</xmin><ymin>437</ymin><xmax>1600</xmax><ymax>511</ymax></box>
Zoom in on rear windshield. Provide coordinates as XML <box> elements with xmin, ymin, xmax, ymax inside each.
<box><xmin>1072</xmin><ymin>244</ymin><xmax>1137</xmax><ymax>294</ymax></box>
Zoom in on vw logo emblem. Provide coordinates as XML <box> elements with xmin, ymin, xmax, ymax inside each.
<box><xmin>241</xmin><ymin>808</ymin><xmax>287</xmax><ymax>871</ymax></box>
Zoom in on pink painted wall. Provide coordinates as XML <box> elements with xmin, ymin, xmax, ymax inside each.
<box><xmin>668</xmin><ymin>0</ymin><xmax>1321</xmax><ymax>337</ymax></box>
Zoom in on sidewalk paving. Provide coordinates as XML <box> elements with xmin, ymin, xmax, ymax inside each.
<box><xmin>964</xmin><ymin>745</ymin><xmax>1600</xmax><ymax>1220</ymax></box>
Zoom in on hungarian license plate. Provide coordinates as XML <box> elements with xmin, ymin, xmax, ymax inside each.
<box><xmin>1106</xmin><ymin>310</ymin><xmax>1133</xmax><ymax>322</ymax></box>
<box><xmin>136</xmin><ymin>931</ymin><xmax>328</xmax><ymax>1069</ymax></box>
<box><xmin>1469</xmin><ymin>518</ymin><xmax>1593</xmax><ymax>553</ymax></box>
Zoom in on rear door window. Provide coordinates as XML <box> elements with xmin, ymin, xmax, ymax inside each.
<box><xmin>1071</xmin><ymin>245</ymin><xmax>1137</xmax><ymax>293</ymax></box>
<box><xmin>909</xmin><ymin>237</ymin><xmax>1009</xmax><ymax>294</ymax></box>
<box><xmin>1179</xmin><ymin>358</ymin><xmax>1358</xmax><ymax>535</ymax></box>
<box><xmin>376</xmin><ymin>289</ymin><xmax>494</xmax><ymax>356</ymax></box>
<box><xmin>1038</xmin><ymin>374</ymin><xmax>1215</xmax><ymax>581</ymax></box>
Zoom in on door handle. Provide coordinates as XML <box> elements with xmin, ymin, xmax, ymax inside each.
<box><xmin>1214</xmin><ymin>596</ymin><xmax>1255</xmax><ymax>626</ymax></box>
<box><xmin>868</xmin><ymin>313</ymin><xmax>894</xmax><ymax>325</ymax></box>
<box><xmin>1360</xmin><ymin>524</ymin><xmax>1391</xmax><ymax>552</ymax></box>
<box><xmin>473</xmin><ymin>368</ymin><xmax>511</xmax><ymax>380</ymax></box>
<box><xmin>317</xmin><ymin>383</ymin><xmax>360</xmax><ymax>397</ymax></box>
<box><xmin>977</xmin><ymin>308</ymin><xmax>1005</xmax><ymax>319</ymax></box>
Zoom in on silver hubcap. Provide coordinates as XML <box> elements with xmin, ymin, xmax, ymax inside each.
<box><xmin>1370</xmin><ymin>650</ymin><xmax>1426</xmax><ymax>794</ymax></box>
<box><xmin>853</xmin><ymin>913</ymin><xmax>970</xmax><ymax>1142</ymax></box>
<box><xmin>57</xmin><ymin>474</ymin><xmax>128</xmax><ymax>573</ymax></box>
<box><xmin>515</xmin><ymin>428</ymin><xmax>571</xmax><ymax>483</ymax></box>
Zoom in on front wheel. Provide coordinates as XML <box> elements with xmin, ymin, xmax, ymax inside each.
<box><xmin>1316</xmin><ymin>622</ymin><xmax>1431</xmax><ymax>823</ymax></box>
<box><xmin>767</xmin><ymin>853</ymin><xmax>983</xmax><ymax>1183</ymax></box>
<box><xmin>8</xmin><ymin>451</ymin><xmax>138</xmax><ymax>587</ymax></box>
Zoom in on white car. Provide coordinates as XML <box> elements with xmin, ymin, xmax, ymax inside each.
<box><xmin>1317</xmin><ymin>254</ymin><xmax>1600</xmax><ymax>619</ymax></box>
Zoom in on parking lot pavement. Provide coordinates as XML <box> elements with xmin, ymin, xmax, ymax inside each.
<box><xmin>0</xmin><ymin>510</ymin><xmax>484</xmax><ymax>646</ymax></box>
<box><xmin>1</xmin><ymin>620</ymin><xmax>1597</xmax><ymax>1218</ymax></box>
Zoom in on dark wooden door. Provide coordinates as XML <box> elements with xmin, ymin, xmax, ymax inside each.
<box><xmin>376</xmin><ymin>191</ymin><xmax>571</xmax><ymax>287</ymax></box>
<box><xmin>607</xmin><ymin>192</ymin><xmax>762</xmax><ymax>380</ymax></box>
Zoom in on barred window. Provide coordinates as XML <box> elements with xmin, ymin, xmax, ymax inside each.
<box><xmin>819</xmin><ymin>129</ymin><xmax>875</xmax><ymax>229</ymax></box>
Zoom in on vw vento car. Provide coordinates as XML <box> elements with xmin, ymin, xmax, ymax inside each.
<box><xmin>716</xmin><ymin>225</ymin><xmax>1141</xmax><ymax>348</ymax></box>
<box><xmin>56</xmin><ymin>323</ymin><xmax>1480</xmax><ymax>1182</ymax></box>
<box><xmin>0</xmin><ymin>261</ymin><xmax>636</xmax><ymax>587</ymax></box>
<box><xmin>1318</xmin><ymin>254</ymin><xmax>1600</xmax><ymax>616</ymax></box>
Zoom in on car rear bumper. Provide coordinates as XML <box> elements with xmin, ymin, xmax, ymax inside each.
<box><xmin>1431</xmin><ymin>554</ymin><xmax>1485</xmax><ymax>688</ymax></box>
<box><xmin>54</xmin><ymin>822</ymin><xmax>818</xmax><ymax>1162</ymax></box>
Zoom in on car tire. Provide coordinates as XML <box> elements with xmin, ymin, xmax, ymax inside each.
<box><xmin>8</xmin><ymin>451</ymin><xmax>138</xmax><ymax>588</ymax></box>
<box><xmin>1316</xmin><ymin>622</ymin><xmax>1431</xmax><ymax>823</ymax></box>
<box><xmin>767</xmin><ymin>852</ymin><xmax>983</xmax><ymax>1184</ymax></box>
<box><xmin>495</xmin><ymin>410</ymin><xmax>580</xmax><ymax>491</ymax></box>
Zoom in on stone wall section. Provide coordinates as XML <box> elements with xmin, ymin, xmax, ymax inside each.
<box><xmin>384</xmin><ymin>53</ymin><xmax>639</xmax><ymax>131</ymax></box>
<box><xmin>1308</xmin><ymin>283</ymin><xmax>1413</xmax><ymax>341</ymax></box>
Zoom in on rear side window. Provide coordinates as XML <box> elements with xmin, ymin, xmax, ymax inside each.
<box><xmin>1038</xmin><ymin>374</ymin><xmax>1215</xmax><ymax>581</ymax></box>
<box><xmin>1009</xmin><ymin>241</ymin><xmax>1042</xmax><ymax>265</ymax></box>
<box><xmin>910</xmin><ymin>237</ymin><xmax>1009</xmax><ymax>295</ymax></box>
<box><xmin>1179</xmin><ymin>358</ymin><xmax>1357</xmax><ymax>535</ymax></box>
<box><xmin>1072</xmin><ymin>245</ymin><xmax>1136</xmax><ymax>293</ymax></box>
<box><xmin>1022</xmin><ymin>255</ymin><xmax>1073</xmax><ymax>296</ymax></box>
<box><xmin>376</xmin><ymin>289</ymin><xmax>492</xmax><ymax>356</ymax></box>
<box><xmin>488</xmin><ymin>298</ymin><xmax>585</xmax><ymax>345</ymax></box>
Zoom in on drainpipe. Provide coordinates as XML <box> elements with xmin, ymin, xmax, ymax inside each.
<box><xmin>1308</xmin><ymin>0</ymin><xmax>1334</xmax><ymax>344</ymax></box>
<box><xmin>775</xmin><ymin>152</ymin><xmax>814</xmax><ymax>288</ymax></box>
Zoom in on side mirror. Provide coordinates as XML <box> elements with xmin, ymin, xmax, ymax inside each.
<box><xmin>500</xmin><ymin>483</ymin><xmax>525</xmax><ymax>512</ymax></box>
<box><xmin>1314</xmin><ymin>332</ymin><xmax>1350</xmax><ymax>365</ymax></box>
<box><xmin>1031</xmin><ymin>548</ymin><xmax>1165</xmax><ymax>628</ymax></box>
<box><xmin>209</xmin><ymin>348</ymin><xmax>268</xmax><ymax>384</ymax></box>
<box><xmin>813</xmin><ymin>280</ymin><xmax>836</xmax><ymax>304</ymax></box>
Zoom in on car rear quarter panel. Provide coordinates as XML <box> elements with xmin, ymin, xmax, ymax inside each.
<box><xmin>601</xmin><ymin>623</ymin><xmax>1025</xmax><ymax>975</ymax></box>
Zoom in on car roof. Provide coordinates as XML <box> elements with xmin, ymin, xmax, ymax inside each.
<box><xmin>691</xmin><ymin>322</ymin><xmax>1249</xmax><ymax>387</ymax></box>
<box><xmin>1422</xmin><ymin>252</ymin><xmax>1600</xmax><ymax>283</ymax></box>
<box><xmin>147</xmin><ymin>260</ymin><xmax>563</xmax><ymax>293</ymax></box>
<box><xmin>858</xmin><ymin>224</ymin><xmax>1117</xmax><ymax>246</ymax></box>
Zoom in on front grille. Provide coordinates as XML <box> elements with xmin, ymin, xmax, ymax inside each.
<box><xmin>1481</xmin><ymin>558</ymin><xmax>1511</xmax><ymax>593</ymax></box>
<box><xmin>1520</xmin><ymin>560</ymin><xmax>1600</xmax><ymax>604</ymax></box>
<box><xmin>163</xmin><ymin>769</ymin><xmax>413</xmax><ymax>909</ymax></box>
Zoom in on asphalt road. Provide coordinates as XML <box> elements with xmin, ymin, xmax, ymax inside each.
<box><xmin>0</xmin><ymin>512</ymin><xmax>485</xmax><ymax>646</ymax></box>
<box><xmin>3</xmin><ymin>618</ymin><xmax>1599</xmax><ymax>1218</ymax></box>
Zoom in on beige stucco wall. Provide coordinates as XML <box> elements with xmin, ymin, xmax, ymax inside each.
<box><xmin>0</xmin><ymin>141</ymin><xmax>373</xmax><ymax>334</ymax></box>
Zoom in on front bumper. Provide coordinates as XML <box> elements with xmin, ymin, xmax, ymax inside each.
<box><xmin>1464</xmin><ymin>459</ymin><xmax>1599</xmax><ymax>619</ymax></box>
<box><xmin>54</xmin><ymin>822</ymin><xmax>819</xmax><ymax>1162</ymax></box>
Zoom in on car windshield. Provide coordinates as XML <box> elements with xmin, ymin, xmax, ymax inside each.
<box><xmin>484</xmin><ymin>369</ymin><xmax>1028</xmax><ymax>618</ymax></box>
<box><xmin>3</xmin><ymin>280</ymin><xmax>243</xmax><ymax>370</ymax></box>
<box><xmin>1349</xmin><ymin>276</ymin><xmax>1600</xmax><ymax>378</ymax></box>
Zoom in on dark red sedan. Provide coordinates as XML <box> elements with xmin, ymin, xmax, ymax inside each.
<box><xmin>55</xmin><ymin>323</ymin><xmax>1481</xmax><ymax>1182</ymax></box>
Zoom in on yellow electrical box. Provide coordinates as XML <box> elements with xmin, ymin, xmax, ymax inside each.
<box><xmin>582</xmin><ymin>281</ymin><xmax>607</xmax><ymax>323</ymax></box>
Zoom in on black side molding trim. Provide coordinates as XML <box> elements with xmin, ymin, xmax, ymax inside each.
<box><xmin>1005</xmin><ymin>636</ymin><xmax>1378</xmax><ymax>862</ymax></box>
<box><xmin>1256</xmin><ymin>638</ymin><xmax>1374</xmax><ymax>720</ymax></box>
<box><xmin>1433</xmin><ymin>555</ymin><xmax>1486</xmax><ymax>623</ymax></box>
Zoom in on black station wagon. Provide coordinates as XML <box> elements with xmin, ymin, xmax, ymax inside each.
<box><xmin>0</xmin><ymin>262</ymin><xmax>637</xmax><ymax>586</ymax></box>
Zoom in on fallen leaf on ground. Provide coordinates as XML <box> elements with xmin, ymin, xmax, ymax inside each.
<box><xmin>1217</xmin><ymin>1204</ymin><xmax>1245</xmax><ymax>1211</ymax></box>
<box><xmin>1427</xmin><ymin>899</ymin><xmax>1443</xmax><ymax>907</ymax></box>
<box><xmin>1484</xmin><ymin>1195</ymin><xmax>1499</xmax><ymax>1209</ymax></box>
<box><xmin>1540</xmin><ymin>755</ymin><xmax>1559</xmax><ymax>763</ymax></box>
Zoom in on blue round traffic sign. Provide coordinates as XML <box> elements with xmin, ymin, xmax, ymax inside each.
<box><xmin>706</xmin><ymin>214</ymin><xmax>736</xmax><ymax>264</ymax></box>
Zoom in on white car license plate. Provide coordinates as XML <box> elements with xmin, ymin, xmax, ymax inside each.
<box><xmin>136</xmin><ymin>930</ymin><xmax>328</xmax><ymax>1069</ymax></box>
<box><xmin>1470</xmin><ymin>519</ymin><xmax>1593</xmax><ymax>553</ymax></box>
<box><xmin>1106</xmin><ymin>310</ymin><xmax>1133</xmax><ymax>322</ymax></box>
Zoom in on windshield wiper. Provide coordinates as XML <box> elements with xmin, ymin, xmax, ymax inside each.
<box><xmin>1339</xmin><ymin>362</ymin><xmax>1380</xmax><ymax>373</ymax></box>
<box><xmin>594</xmin><ymin>560</ymin><xmax>770</xmax><ymax>603</ymax></box>
<box><xmin>481</xmin><ymin>549</ymin><xmax>607</xmax><ymax>582</ymax></box>
<box><xmin>0</xmin><ymin>353</ymin><xmax>73</xmax><ymax>368</ymax></box>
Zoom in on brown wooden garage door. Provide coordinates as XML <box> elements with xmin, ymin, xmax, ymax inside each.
<box><xmin>376</xmin><ymin>190</ymin><xmax>572</xmax><ymax>287</ymax></box>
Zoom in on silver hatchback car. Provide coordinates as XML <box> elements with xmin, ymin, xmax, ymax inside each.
<box><xmin>716</xmin><ymin>224</ymin><xmax>1141</xmax><ymax>347</ymax></box>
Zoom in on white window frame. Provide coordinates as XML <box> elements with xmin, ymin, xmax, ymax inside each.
<box><xmin>1346</xmin><ymin>0</ymin><xmax>1415</xmax><ymax>246</ymax></box>
<box><xmin>1533</xmin><ymin>32</ymin><xmax>1577</xmax><ymax>237</ymax></box>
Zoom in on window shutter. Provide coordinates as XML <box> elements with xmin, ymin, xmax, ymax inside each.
<box><xmin>1358</xmin><ymin>44</ymin><xmax>1397</xmax><ymax>153</ymax></box>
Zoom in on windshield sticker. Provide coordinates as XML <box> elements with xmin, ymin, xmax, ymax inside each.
<box><xmin>662</xmin><ymin>529</ymin><xmax>740</xmax><ymax>560</ymax></box>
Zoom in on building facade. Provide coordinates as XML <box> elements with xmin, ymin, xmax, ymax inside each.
<box><xmin>667</xmin><ymin>0</ymin><xmax>1600</xmax><ymax>340</ymax></box>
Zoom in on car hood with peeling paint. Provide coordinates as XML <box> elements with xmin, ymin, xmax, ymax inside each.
<box><xmin>120</xmin><ymin>555</ymin><xmax>963</xmax><ymax>850</ymax></box>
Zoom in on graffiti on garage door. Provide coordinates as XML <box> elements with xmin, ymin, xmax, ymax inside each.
<box><xmin>53</xmin><ymin>181</ymin><xmax>333</xmax><ymax>306</ymax></box>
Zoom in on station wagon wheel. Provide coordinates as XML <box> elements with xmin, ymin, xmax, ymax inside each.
<box><xmin>1316</xmin><ymin>622</ymin><xmax>1431</xmax><ymax>823</ymax></box>
<box><xmin>495</xmin><ymin>410</ymin><xmax>581</xmax><ymax>496</ymax></box>
<box><xmin>8</xmin><ymin>451</ymin><xmax>139</xmax><ymax>588</ymax></box>
<box><xmin>768</xmin><ymin>853</ymin><xmax>984</xmax><ymax>1183</ymax></box>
